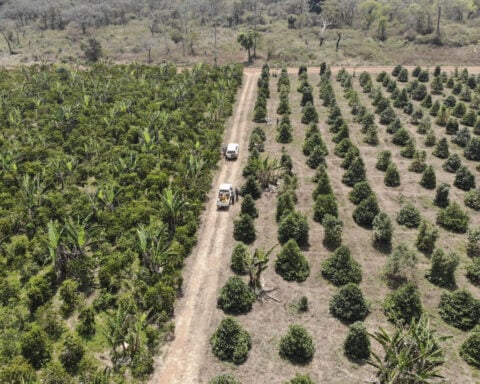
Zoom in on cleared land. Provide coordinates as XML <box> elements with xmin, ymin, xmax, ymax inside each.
<box><xmin>152</xmin><ymin>66</ymin><xmax>480</xmax><ymax>384</ymax></box>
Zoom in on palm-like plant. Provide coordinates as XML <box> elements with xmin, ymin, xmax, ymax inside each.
<box><xmin>136</xmin><ymin>224</ymin><xmax>180</xmax><ymax>275</ymax></box>
<box><xmin>160</xmin><ymin>187</ymin><xmax>188</xmax><ymax>234</ymax></box>
<box><xmin>246</xmin><ymin>245</ymin><xmax>277</xmax><ymax>295</ymax></box>
<box><xmin>368</xmin><ymin>315</ymin><xmax>449</xmax><ymax>384</ymax></box>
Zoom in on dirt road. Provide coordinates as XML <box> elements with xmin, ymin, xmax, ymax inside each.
<box><xmin>150</xmin><ymin>69</ymin><xmax>258</xmax><ymax>384</ymax></box>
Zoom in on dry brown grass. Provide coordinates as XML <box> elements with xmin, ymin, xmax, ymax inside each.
<box><xmin>2</xmin><ymin>17</ymin><xmax>480</xmax><ymax>69</ymax></box>
<box><xmin>199</xmin><ymin>67</ymin><xmax>480</xmax><ymax>384</ymax></box>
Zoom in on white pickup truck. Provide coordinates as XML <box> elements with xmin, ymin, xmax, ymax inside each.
<box><xmin>216</xmin><ymin>183</ymin><xmax>235</xmax><ymax>209</ymax></box>
<box><xmin>225</xmin><ymin>143</ymin><xmax>239</xmax><ymax>160</ymax></box>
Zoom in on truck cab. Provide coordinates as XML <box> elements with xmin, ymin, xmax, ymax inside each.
<box><xmin>216</xmin><ymin>183</ymin><xmax>235</xmax><ymax>209</ymax></box>
<box><xmin>225</xmin><ymin>143</ymin><xmax>239</xmax><ymax>160</ymax></box>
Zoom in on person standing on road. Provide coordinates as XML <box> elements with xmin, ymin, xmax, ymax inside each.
<box><xmin>235</xmin><ymin>187</ymin><xmax>240</xmax><ymax>201</ymax></box>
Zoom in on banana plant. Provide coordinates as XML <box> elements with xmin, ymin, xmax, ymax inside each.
<box><xmin>246</xmin><ymin>245</ymin><xmax>277</xmax><ymax>295</ymax></box>
<box><xmin>159</xmin><ymin>187</ymin><xmax>188</xmax><ymax>234</ymax></box>
<box><xmin>136</xmin><ymin>224</ymin><xmax>180</xmax><ymax>275</ymax></box>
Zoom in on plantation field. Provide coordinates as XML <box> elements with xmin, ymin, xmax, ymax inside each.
<box><xmin>166</xmin><ymin>65</ymin><xmax>480</xmax><ymax>384</ymax></box>
<box><xmin>0</xmin><ymin>62</ymin><xmax>243</xmax><ymax>383</ymax></box>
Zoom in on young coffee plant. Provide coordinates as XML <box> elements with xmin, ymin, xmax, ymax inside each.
<box><xmin>454</xmin><ymin>166</ymin><xmax>476</xmax><ymax>191</ymax></box>
<box><xmin>344</xmin><ymin>321</ymin><xmax>371</xmax><ymax>361</ymax></box>
<box><xmin>376</xmin><ymin>150</ymin><xmax>392</xmax><ymax>171</ymax></box>
<box><xmin>419</xmin><ymin>165</ymin><xmax>436</xmax><ymax>189</ymax></box>
<box><xmin>349</xmin><ymin>181</ymin><xmax>374</xmax><ymax>205</ymax></box>
<box><xmin>383</xmin><ymin>244</ymin><xmax>418</xmax><ymax>286</ymax></box>
<box><xmin>415</xmin><ymin>220</ymin><xmax>438</xmax><ymax>254</ymax></box>
<box><xmin>372</xmin><ymin>212</ymin><xmax>393</xmax><ymax>249</ymax></box>
<box><xmin>460</xmin><ymin>326</ymin><xmax>480</xmax><ymax>368</ymax></box>
<box><xmin>438</xmin><ymin>289</ymin><xmax>480</xmax><ymax>331</ymax></box>
<box><xmin>217</xmin><ymin>276</ymin><xmax>256</xmax><ymax>315</ymax></box>
<box><xmin>434</xmin><ymin>183</ymin><xmax>450</xmax><ymax>208</ymax></box>
<box><xmin>465</xmin><ymin>187</ymin><xmax>480</xmax><ymax>210</ymax></box>
<box><xmin>383</xmin><ymin>282</ymin><xmax>423</xmax><ymax>324</ymax></box>
<box><xmin>436</xmin><ymin>202</ymin><xmax>470</xmax><ymax>233</ymax></box>
<box><xmin>313</xmin><ymin>194</ymin><xmax>338</xmax><ymax>223</ymax></box>
<box><xmin>467</xmin><ymin>227</ymin><xmax>480</xmax><ymax>258</ymax></box>
<box><xmin>396</xmin><ymin>204</ymin><xmax>421</xmax><ymax>228</ymax></box>
<box><xmin>426</xmin><ymin>249</ymin><xmax>459</xmax><ymax>288</ymax></box>
<box><xmin>231</xmin><ymin>242</ymin><xmax>250</xmax><ymax>274</ymax></box>
<box><xmin>233</xmin><ymin>214</ymin><xmax>256</xmax><ymax>244</ymax></box>
<box><xmin>321</xmin><ymin>245</ymin><xmax>362</xmax><ymax>286</ymax></box>
<box><xmin>275</xmin><ymin>239</ymin><xmax>310</xmax><ymax>282</ymax></box>
<box><xmin>210</xmin><ymin>317</ymin><xmax>251</xmax><ymax>364</ymax></box>
<box><xmin>322</xmin><ymin>214</ymin><xmax>343</xmax><ymax>249</ymax></box>
<box><xmin>279</xmin><ymin>324</ymin><xmax>315</xmax><ymax>364</ymax></box>
<box><xmin>442</xmin><ymin>154</ymin><xmax>462</xmax><ymax>173</ymax></box>
<box><xmin>353</xmin><ymin>195</ymin><xmax>380</xmax><ymax>228</ymax></box>
<box><xmin>384</xmin><ymin>163</ymin><xmax>401</xmax><ymax>187</ymax></box>
<box><xmin>278</xmin><ymin>211</ymin><xmax>309</xmax><ymax>247</ymax></box>
<box><xmin>209</xmin><ymin>374</ymin><xmax>242</xmax><ymax>384</ymax></box>
<box><xmin>329</xmin><ymin>283</ymin><xmax>369</xmax><ymax>323</ymax></box>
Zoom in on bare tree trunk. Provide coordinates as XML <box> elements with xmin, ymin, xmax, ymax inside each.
<box><xmin>1</xmin><ymin>31</ymin><xmax>16</xmax><ymax>55</ymax></box>
<box><xmin>436</xmin><ymin>4</ymin><xmax>441</xmax><ymax>38</ymax></box>
<box><xmin>336</xmin><ymin>32</ymin><xmax>342</xmax><ymax>52</ymax></box>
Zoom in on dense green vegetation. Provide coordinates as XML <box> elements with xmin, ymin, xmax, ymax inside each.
<box><xmin>0</xmin><ymin>62</ymin><xmax>242</xmax><ymax>381</ymax></box>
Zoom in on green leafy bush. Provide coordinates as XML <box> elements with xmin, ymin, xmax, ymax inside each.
<box><xmin>434</xmin><ymin>183</ymin><xmax>450</xmax><ymax>208</ymax></box>
<box><xmin>306</xmin><ymin>146</ymin><xmax>326</xmax><ymax>169</ymax></box>
<box><xmin>344</xmin><ymin>321</ymin><xmax>371</xmax><ymax>360</ymax></box>
<box><xmin>59</xmin><ymin>333</ymin><xmax>84</xmax><ymax>374</ymax></box>
<box><xmin>349</xmin><ymin>181</ymin><xmax>373</xmax><ymax>205</ymax></box>
<box><xmin>436</xmin><ymin>202</ymin><xmax>470</xmax><ymax>233</ymax></box>
<box><xmin>313</xmin><ymin>194</ymin><xmax>338</xmax><ymax>223</ymax></box>
<box><xmin>383</xmin><ymin>244</ymin><xmax>417</xmax><ymax>285</ymax></box>
<box><xmin>372</xmin><ymin>212</ymin><xmax>393</xmax><ymax>248</ymax></box>
<box><xmin>438</xmin><ymin>289</ymin><xmax>480</xmax><ymax>330</ymax></box>
<box><xmin>240</xmin><ymin>194</ymin><xmax>258</xmax><ymax>218</ymax></box>
<box><xmin>21</xmin><ymin>325</ymin><xmax>52</xmax><ymax>369</ymax></box>
<box><xmin>278</xmin><ymin>211</ymin><xmax>309</xmax><ymax>247</ymax></box>
<box><xmin>464</xmin><ymin>137</ymin><xmax>480</xmax><ymax>160</ymax></box>
<box><xmin>231</xmin><ymin>243</ymin><xmax>250</xmax><ymax>274</ymax></box>
<box><xmin>353</xmin><ymin>195</ymin><xmax>380</xmax><ymax>228</ymax></box>
<box><xmin>433</xmin><ymin>138</ymin><xmax>449</xmax><ymax>159</ymax></box>
<box><xmin>415</xmin><ymin>220</ymin><xmax>438</xmax><ymax>254</ymax></box>
<box><xmin>276</xmin><ymin>191</ymin><xmax>295</xmax><ymax>222</ymax></box>
<box><xmin>396</xmin><ymin>204</ymin><xmax>421</xmax><ymax>228</ymax></box>
<box><xmin>284</xmin><ymin>373</ymin><xmax>315</xmax><ymax>384</ymax></box>
<box><xmin>467</xmin><ymin>228</ymin><xmax>480</xmax><ymax>258</ymax></box>
<box><xmin>210</xmin><ymin>317</ymin><xmax>251</xmax><ymax>364</ymax></box>
<box><xmin>322</xmin><ymin>214</ymin><xmax>343</xmax><ymax>249</ymax></box>
<box><xmin>466</xmin><ymin>258</ymin><xmax>480</xmax><ymax>286</ymax></box>
<box><xmin>442</xmin><ymin>154</ymin><xmax>462</xmax><ymax>173</ymax></box>
<box><xmin>217</xmin><ymin>276</ymin><xmax>256</xmax><ymax>314</ymax></box>
<box><xmin>392</xmin><ymin>127</ymin><xmax>411</xmax><ymax>146</ymax></box>
<box><xmin>426</xmin><ymin>249</ymin><xmax>459</xmax><ymax>288</ymax></box>
<box><xmin>384</xmin><ymin>282</ymin><xmax>423</xmax><ymax>324</ymax></box>
<box><xmin>209</xmin><ymin>374</ymin><xmax>242</xmax><ymax>384</ymax></box>
<box><xmin>376</xmin><ymin>150</ymin><xmax>391</xmax><ymax>171</ymax></box>
<box><xmin>419</xmin><ymin>165</ymin><xmax>436</xmax><ymax>189</ymax></box>
<box><xmin>384</xmin><ymin>163</ymin><xmax>400</xmax><ymax>187</ymax></box>
<box><xmin>460</xmin><ymin>326</ymin><xmax>480</xmax><ymax>368</ymax></box>
<box><xmin>240</xmin><ymin>175</ymin><xmax>262</xmax><ymax>199</ymax></box>
<box><xmin>454</xmin><ymin>165</ymin><xmax>476</xmax><ymax>191</ymax></box>
<box><xmin>233</xmin><ymin>214</ymin><xmax>256</xmax><ymax>244</ymax></box>
<box><xmin>465</xmin><ymin>187</ymin><xmax>480</xmax><ymax>210</ymax></box>
<box><xmin>279</xmin><ymin>324</ymin><xmax>315</xmax><ymax>364</ymax></box>
<box><xmin>76</xmin><ymin>306</ymin><xmax>96</xmax><ymax>338</ymax></box>
<box><xmin>329</xmin><ymin>283</ymin><xmax>369</xmax><ymax>323</ymax></box>
<box><xmin>342</xmin><ymin>157</ymin><xmax>367</xmax><ymax>187</ymax></box>
<box><xmin>321</xmin><ymin>245</ymin><xmax>362</xmax><ymax>286</ymax></box>
<box><xmin>275</xmin><ymin>239</ymin><xmax>310</xmax><ymax>282</ymax></box>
